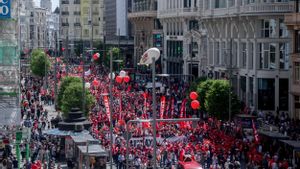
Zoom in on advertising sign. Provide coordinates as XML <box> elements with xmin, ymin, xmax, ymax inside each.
<box><xmin>0</xmin><ymin>41</ymin><xmax>20</xmax><ymax>126</ymax></box>
<box><xmin>0</xmin><ymin>0</ymin><xmax>11</xmax><ymax>19</ymax></box>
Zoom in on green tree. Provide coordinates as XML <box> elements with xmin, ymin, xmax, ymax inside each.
<box><xmin>61</xmin><ymin>82</ymin><xmax>95</xmax><ymax>117</ymax></box>
<box><xmin>203</xmin><ymin>80</ymin><xmax>241</xmax><ymax>120</ymax></box>
<box><xmin>102</xmin><ymin>47</ymin><xmax>121</xmax><ymax>69</ymax></box>
<box><xmin>57</xmin><ymin>76</ymin><xmax>82</xmax><ymax>109</ymax></box>
<box><xmin>30</xmin><ymin>49</ymin><xmax>50</xmax><ymax>77</ymax></box>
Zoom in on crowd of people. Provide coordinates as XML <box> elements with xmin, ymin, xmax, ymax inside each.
<box><xmin>3</xmin><ymin>54</ymin><xmax>296</xmax><ymax>169</ymax></box>
<box><xmin>61</xmin><ymin>60</ymin><xmax>295</xmax><ymax>169</ymax></box>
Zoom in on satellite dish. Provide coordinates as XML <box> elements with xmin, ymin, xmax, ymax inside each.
<box><xmin>139</xmin><ymin>48</ymin><xmax>160</xmax><ymax>65</ymax></box>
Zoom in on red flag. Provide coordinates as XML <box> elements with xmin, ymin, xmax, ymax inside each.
<box><xmin>171</xmin><ymin>97</ymin><xmax>175</xmax><ymax>118</ymax></box>
<box><xmin>180</xmin><ymin>99</ymin><xmax>187</xmax><ymax>118</ymax></box>
<box><xmin>103</xmin><ymin>95</ymin><xmax>111</xmax><ymax>121</ymax></box>
<box><xmin>252</xmin><ymin>119</ymin><xmax>259</xmax><ymax>143</ymax></box>
<box><xmin>119</xmin><ymin>91</ymin><xmax>122</xmax><ymax>112</ymax></box>
<box><xmin>143</xmin><ymin>92</ymin><xmax>148</xmax><ymax>115</ymax></box>
<box><xmin>160</xmin><ymin>96</ymin><xmax>166</xmax><ymax>119</ymax></box>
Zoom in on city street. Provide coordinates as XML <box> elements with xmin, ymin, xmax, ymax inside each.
<box><xmin>0</xmin><ymin>0</ymin><xmax>300</xmax><ymax>169</ymax></box>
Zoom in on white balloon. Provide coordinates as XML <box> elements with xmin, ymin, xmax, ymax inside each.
<box><xmin>139</xmin><ymin>47</ymin><xmax>160</xmax><ymax>65</ymax></box>
<box><xmin>108</xmin><ymin>72</ymin><xmax>116</xmax><ymax>79</ymax></box>
<box><xmin>119</xmin><ymin>70</ymin><xmax>127</xmax><ymax>77</ymax></box>
<box><xmin>85</xmin><ymin>82</ymin><xmax>91</xmax><ymax>88</ymax></box>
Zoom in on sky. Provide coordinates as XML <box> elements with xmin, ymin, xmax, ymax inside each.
<box><xmin>34</xmin><ymin>0</ymin><xmax>59</xmax><ymax>12</ymax></box>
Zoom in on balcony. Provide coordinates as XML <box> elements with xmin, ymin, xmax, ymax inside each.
<box><xmin>201</xmin><ymin>3</ymin><xmax>293</xmax><ymax>18</ymax></box>
<box><xmin>74</xmin><ymin>11</ymin><xmax>81</xmax><ymax>15</ymax></box>
<box><xmin>74</xmin><ymin>23</ymin><xmax>81</xmax><ymax>27</ymax></box>
<box><xmin>61</xmin><ymin>11</ymin><xmax>69</xmax><ymax>15</ymax></box>
<box><xmin>285</xmin><ymin>13</ymin><xmax>300</xmax><ymax>29</ymax></box>
<box><xmin>240</xmin><ymin>3</ymin><xmax>293</xmax><ymax>15</ymax></box>
<box><xmin>61</xmin><ymin>0</ymin><xmax>69</xmax><ymax>4</ymax></box>
<box><xmin>158</xmin><ymin>7</ymin><xmax>198</xmax><ymax>18</ymax></box>
<box><xmin>128</xmin><ymin>10</ymin><xmax>157</xmax><ymax>19</ymax></box>
<box><xmin>62</xmin><ymin>23</ymin><xmax>69</xmax><ymax>26</ymax></box>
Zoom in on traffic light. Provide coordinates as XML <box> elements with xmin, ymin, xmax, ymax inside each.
<box><xmin>153</xmin><ymin>33</ymin><xmax>163</xmax><ymax>47</ymax></box>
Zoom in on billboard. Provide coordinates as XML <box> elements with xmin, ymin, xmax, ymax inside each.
<box><xmin>0</xmin><ymin>41</ymin><xmax>20</xmax><ymax>125</ymax></box>
<box><xmin>0</xmin><ymin>0</ymin><xmax>11</xmax><ymax>19</ymax></box>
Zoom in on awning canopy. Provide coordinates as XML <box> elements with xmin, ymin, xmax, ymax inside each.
<box><xmin>43</xmin><ymin>128</ymin><xmax>89</xmax><ymax>136</ymax></box>
<box><xmin>258</xmin><ymin>130</ymin><xmax>289</xmax><ymax>139</ymax></box>
<box><xmin>280</xmin><ymin>140</ymin><xmax>300</xmax><ymax>151</ymax></box>
<box><xmin>71</xmin><ymin>133</ymin><xmax>98</xmax><ymax>144</ymax></box>
<box><xmin>77</xmin><ymin>144</ymin><xmax>108</xmax><ymax>157</ymax></box>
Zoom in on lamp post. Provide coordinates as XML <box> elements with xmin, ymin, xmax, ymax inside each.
<box><xmin>138</xmin><ymin>48</ymin><xmax>160</xmax><ymax>168</ymax></box>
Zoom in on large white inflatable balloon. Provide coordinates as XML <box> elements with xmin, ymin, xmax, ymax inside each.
<box><xmin>119</xmin><ymin>70</ymin><xmax>127</xmax><ymax>77</ymax></box>
<box><xmin>139</xmin><ymin>47</ymin><xmax>160</xmax><ymax>65</ymax></box>
<box><xmin>108</xmin><ymin>72</ymin><xmax>116</xmax><ymax>79</ymax></box>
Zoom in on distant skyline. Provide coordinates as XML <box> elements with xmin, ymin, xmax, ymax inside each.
<box><xmin>34</xmin><ymin>0</ymin><xmax>59</xmax><ymax>12</ymax></box>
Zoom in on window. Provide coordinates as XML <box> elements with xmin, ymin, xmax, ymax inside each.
<box><xmin>295</xmin><ymin>30</ymin><xmax>300</xmax><ymax>53</ymax></box>
<box><xmin>258</xmin><ymin>78</ymin><xmax>275</xmax><ymax>110</ymax></box>
<box><xmin>259</xmin><ymin>43</ymin><xmax>276</xmax><ymax>70</ymax></box>
<box><xmin>228</xmin><ymin>0</ymin><xmax>235</xmax><ymax>7</ymax></box>
<box><xmin>215</xmin><ymin>42</ymin><xmax>220</xmax><ymax>65</ymax></box>
<box><xmin>241</xmin><ymin>43</ymin><xmax>247</xmax><ymax>69</ymax></box>
<box><xmin>279</xmin><ymin>19</ymin><xmax>288</xmax><ymax>38</ymax></box>
<box><xmin>279</xmin><ymin>43</ymin><xmax>290</xmax><ymax>70</ymax></box>
<box><xmin>249</xmin><ymin>43</ymin><xmax>253</xmax><ymax>69</ymax></box>
<box><xmin>295</xmin><ymin>62</ymin><xmax>300</xmax><ymax>82</ymax></box>
<box><xmin>205</xmin><ymin>0</ymin><xmax>209</xmax><ymax>9</ymax></box>
<box><xmin>184</xmin><ymin>0</ymin><xmax>191</xmax><ymax>8</ymax></box>
<box><xmin>261</xmin><ymin>19</ymin><xmax>276</xmax><ymax>38</ymax></box>
<box><xmin>215</xmin><ymin>0</ymin><xmax>226</xmax><ymax>8</ymax></box>
<box><xmin>279</xmin><ymin>79</ymin><xmax>289</xmax><ymax>111</ymax></box>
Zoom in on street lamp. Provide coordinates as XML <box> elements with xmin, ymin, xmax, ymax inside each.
<box><xmin>138</xmin><ymin>47</ymin><xmax>160</xmax><ymax>168</ymax></box>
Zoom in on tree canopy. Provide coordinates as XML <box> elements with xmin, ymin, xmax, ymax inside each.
<box><xmin>191</xmin><ymin>79</ymin><xmax>241</xmax><ymax>120</ymax></box>
<box><xmin>30</xmin><ymin>49</ymin><xmax>50</xmax><ymax>77</ymax></box>
<box><xmin>61</xmin><ymin>82</ymin><xmax>95</xmax><ymax>117</ymax></box>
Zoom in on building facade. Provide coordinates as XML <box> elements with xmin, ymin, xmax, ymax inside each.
<box><xmin>60</xmin><ymin>0</ymin><xmax>105</xmax><ymax>56</ymax></box>
<box><xmin>128</xmin><ymin>0</ymin><xmax>163</xmax><ymax>69</ymax></box>
<box><xmin>40</xmin><ymin>0</ymin><xmax>52</xmax><ymax>12</ymax></box>
<box><xmin>156</xmin><ymin>0</ymin><xmax>293</xmax><ymax>116</ymax></box>
<box><xmin>19</xmin><ymin>0</ymin><xmax>34</xmax><ymax>51</ymax></box>
<box><xmin>285</xmin><ymin>1</ymin><xmax>300</xmax><ymax>120</ymax></box>
<box><xmin>29</xmin><ymin>7</ymin><xmax>47</xmax><ymax>49</ymax></box>
<box><xmin>46</xmin><ymin>9</ymin><xmax>60</xmax><ymax>50</ymax></box>
<box><xmin>200</xmin><ymin>0</ymin><xmax>293</xmax><ymax>116</ymax></box>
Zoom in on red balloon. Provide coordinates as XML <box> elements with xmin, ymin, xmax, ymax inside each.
<box><xmin>191</xmin><ymin>100</ymin><xmax>200</xmax><ymax>110</ymax></box>
<box><xmin>189</xmin><ymin>92</ymin><xmax>198</xmax><ymax>100</ymax></box>
<box><xmin>92</xmin><ymin>79</ymin><xmax>99</xmax><ymax>86</ymax></box>
<box><xmin>123</xmin><ymin>76</ymin><xmax>130</xmax><ymax>83</ymax></box>
<box><xmin>115</xmin><ymin>76</ymin><xmax>123</xmax><ymax>83</ymax></box>
<box><xmin>93</xmin><ymin>53</ymin><xmax>100</xmax><ymax>60</ymax></box>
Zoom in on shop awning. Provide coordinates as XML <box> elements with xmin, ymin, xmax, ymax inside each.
<box><xmin>258</xmin><ymin>130</ymin><xmax>289</xmax><ymax>139</ymax></box>
<box><xmin>77</xmin><ymin>144</ymin><xmax>108</xmax><ymax>157</ymax></box>
<box><xmin>71</xmin><ymin>133</ymin><xmax>98</xmax><ymax>144</ymax></box>
<box><xmin>43</xmin><ymin>128</ymin><xmax>90</xmax><ymax>136</ymax></box>
<box><xmin>280</xmin><ymin>140</ymin><xmax>300</xmax><ymax>151</ymax></box>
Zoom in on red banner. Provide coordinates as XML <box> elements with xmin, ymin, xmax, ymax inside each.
<box><xmin>252</xmin><ymin>119</ymin><xmax>259</xmax><ymax>143</ymax></box>
<box><xmin>180</xmin><ymin>99</ymin><xmax>187</xmax><ymax>118</ymax></box>
<box><xmin>103</xmin><ymin>95</ymin><xmax>111</xmax><ymax>121</ymax></box>
<box><xmin>171</xmin><ymin>98</ymin><xmax>175</xmax><ymax>118</ymax></box>
<box><xmin>143</xmin><ymin>92</ymin><xmax>148</xmax><ymax>115</ymax></box>
<box><xmin>160</xmin><ymin>96</ymin><xmax>166</xmax><ymax>119</ymax></box>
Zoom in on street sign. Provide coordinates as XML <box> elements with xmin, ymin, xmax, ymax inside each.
<box><xmin>0</xmin><ymin>0</ymin><xmax>11</xmax><ymax>19</ymax></box>
<box><xmin>16</xmin><ymin>131</ymin><xmax>22</xmax><ymax>142</ymax></box>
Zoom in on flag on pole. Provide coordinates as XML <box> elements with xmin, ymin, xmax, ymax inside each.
<box><xmin>160</xmin><ymin>96</ymin><xmax>166</xmax><ymax>119</ymax></box>
<box><xmin>103</xmin><ymin>95</ymin><xmax>111</xmax><ymax>121</ymax></box>
<box><xmin>252</xmin><ymin>119</ymin><xmax>259</xmax><ymax>143</ymax></box>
